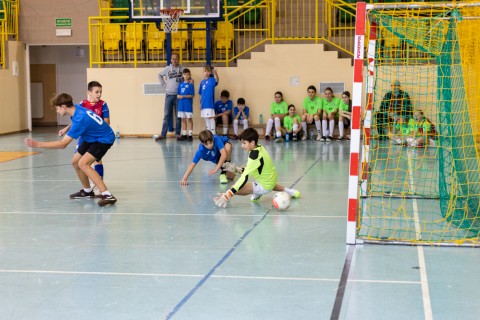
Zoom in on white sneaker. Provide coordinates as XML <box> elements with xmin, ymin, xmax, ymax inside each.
<box><xmin>316</xmin><ymin>135</ymin><xmax>321</xmax><ymax>141</ymax></box>
<box><xmin>250</xmin><ymin>194</ymin><xmax>262</xmax><ymax>202</ymax></box>
<box><xmin>301</xmin><ymin>135</ymin><xmax>307</xmax><ymax>141</ymax></box>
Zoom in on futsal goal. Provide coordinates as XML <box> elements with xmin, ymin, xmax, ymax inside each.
<box><xmin>347</xmin><ymin>1</ymin><xmax>480</xmax><ymax>246</ymax></box>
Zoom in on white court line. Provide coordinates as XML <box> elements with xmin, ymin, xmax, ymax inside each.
<box><xmin>0</xmin><ymin>269</ymin><xmax>425</xmax><ymax>285</ymax></box>
<box><xmin>406</xmin><ymin>149</ymin><xmax>433</xmax><ymax>320</ymax></box>
<box><xmin>0</xmin><ymin>211</ymin><xmax>344</xmax><ymax>218</ymax></box>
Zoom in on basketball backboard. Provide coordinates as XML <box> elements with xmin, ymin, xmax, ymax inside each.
<box><xmin>129</xmin><ymin>0</ymin><xmax>222</xmax><ymax>21</ymax></box>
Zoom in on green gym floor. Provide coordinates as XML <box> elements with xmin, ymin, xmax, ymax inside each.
<box><xmin>0</xmin><ymin>128</ymin><xmax>479</xmax><ymax>320</ymax></box>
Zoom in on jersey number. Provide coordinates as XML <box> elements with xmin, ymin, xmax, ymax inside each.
<box><xmin>87</xmin><ymin>110</ymin><xmax>103</xmax><ymax>125</ymax></box>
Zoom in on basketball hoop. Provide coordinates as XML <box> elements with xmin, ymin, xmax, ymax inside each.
<box><xmin>159</xmin><ymin>9</ymin><xmax>184</xmax><ymax>33</ymax></box>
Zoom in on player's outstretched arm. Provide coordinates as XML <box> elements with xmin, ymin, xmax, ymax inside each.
<box><xmin>25</xmin><ymin>135</ymin><xmax>73</xmax><ymax>149</ymax></box>
<box><xmin>214</xmin><ymin>189</ymin><xmax>234</xmax><ymax>208</ymax></box>
<box><xmin>180</xmin><ymin>162</ymin><xmax>196</xmax><ymax>186</ymax></box>
<box><xmin>58</xmin><ymin>124</ymin><xmax>72</xmax><ymax>136</ymax></box>
<box><xmin>209</xmin><ymin>148</ymin><xmax>227</xmax><ymax>176</ymax></box>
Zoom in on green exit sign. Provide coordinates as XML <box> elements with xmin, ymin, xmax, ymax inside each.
<box><xmin>56</xmin><ymin>18</ymin><xmax>72</xmax><ymax>27</ymax></box>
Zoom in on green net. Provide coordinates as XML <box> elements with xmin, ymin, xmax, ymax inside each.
<box><xmin>358</xmin><ymin>3</ymin><xmax>480</xmax><ymax>244</ymax></box>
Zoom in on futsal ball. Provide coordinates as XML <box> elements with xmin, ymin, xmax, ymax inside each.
<box><xmin>272</xmin><ymin>192</ymin><xmax>291</xmax><ymax>210</ymax></box>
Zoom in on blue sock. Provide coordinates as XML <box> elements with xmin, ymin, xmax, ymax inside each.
<box><xmin>94</xmin><ymin>164</ymin><xmax>104</xmax><ymax>179</ymax></box>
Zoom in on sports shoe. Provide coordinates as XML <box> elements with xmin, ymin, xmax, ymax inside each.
<box><xmin>265</xmin><ymin>135</ymin><xmax>270</xmax><ymax>141</ymax></box>
<box><xmin>326</xmin><ymin>136</ymin><xmax>332</xmax><ymax>142</ymax></box>
<box><xmin>97</xmin><ymin>194</ymin><xmax>117</xmax><ymax>207</ymax></box>
<box><xmin>188</xmin><ymin>135</ymin><xmax>193</xmax><ymax>141</ymax></box>
<box><xmin>275</xmin><ymin>137</ymin><xmax>284</xmax><ymax>143</ymax></box>
<box><xmin>219</xmin><ymin>173</ymin><xmax>228</xmax><ymax>184</ymax></box>
<box><xmin>70</xmin><ymin>189</ymin><xmax>95</xmax><ymax>199</ymax></box>
<box><xmin>155</xmin><ymin>136</ymin><xmax>165</xmax><ymax>142</ymax></box>
<box><xmin>316</xmin><ymin>135</ymin><xmax>321</xmax><ymax>141</ymax></box>
<box><xmin>301</xmin><ymin>135</ymin><xmax>307</xmax><ymax>141</ymax></box>
<box><xmin>177</xmin><ymin>135</ymin><xmax>187</xmax><ymax>141</ymax></box>
<box><xmin>232</xmin><ymin>135</ymin><xmax>239</xmax><ymax>140</ymax></box>
<box><xmin>250</xmin><ymin>194</ymin><xmax>262</xmax><ymax>202</ymax></box>
<box><xmin>292</xmin><ymin>190</ymin><xmax>301</xmax><ymax>199</ymax></box>
<box><xmin>292</xmin><ymin>134</ymin><xmax>297</xmax><ymax>141</ymax></box>
<box><xmin>320</xmin><ymin>136</ymin><xmax>326</xmax><ymax>142</ymax></box>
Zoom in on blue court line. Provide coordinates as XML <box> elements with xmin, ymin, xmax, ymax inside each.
<box><xmin>165</xmin><ymin>157</ymin><xmax>322</xmax><ymax>319</ymax></box>
<box><xmin>165</xmin><ymin>210</ymin><xmax>270</xmax><ymax>319</ymax></box>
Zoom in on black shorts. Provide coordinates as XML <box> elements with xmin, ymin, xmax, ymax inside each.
<box><xmin>77</xmin><ymin>141</ymin><xmax>113</xmax><ymax>162</ymax></box>
<box><xmin>216</xmin><ymin>116</ymin><xmax>231</xmax><ymax>125</ymax></box>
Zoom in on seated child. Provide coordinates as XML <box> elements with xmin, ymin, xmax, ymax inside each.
<box><xmin>284</xmin><ymin>104</ymin><xmax>302</xmax><ymax>141</ymax></box>
<box><xmin>390</xmin><ymin>110</ymin><xmax>433</xmax><ymax>147</ymax></box>
<box><xmin>214</xmin><ymin>90</ymin><xmax>233</xmax><ymax>136</ymax></box>
<box><xmin>180</xmin><ymin>130</ymin><xmax>236</xmax><ymax>185</ymax></box>
<box><xmin>214</xmin><ymin>128</ymin><xmax>301</xmax><ymax>208</ymax></box>
<box><xmin>232</xmin><ymin>97</ymin><xmax>250</xmax><ymax>140</ymax></box>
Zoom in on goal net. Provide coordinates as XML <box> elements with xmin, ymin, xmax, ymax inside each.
<box><xmin>354</xmin><ymin>1</ymin><xmax>480</xmax><ymax>245</ymax></box>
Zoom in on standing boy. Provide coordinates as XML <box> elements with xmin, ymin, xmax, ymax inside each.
<box><xmin>177</xmin><ymin>68</ymin><xmax>195</xmax><ymax>141</ymax></box>
<box><xmin>59</xmin><ymin>81</ymin><xmax>110</xmax><ymax>182</ymax></box>
<box><xmin>25</xmin><ymin>93</ymin><xmax>117</xmax><ymax>207</ymax></box>
<box><xmin>199</xmin><ymin>65</ymin><xmax>219</xmax><ymax>134</ymax></box>
<box><xmin>180</xmin><ymin>130</ymin><xmax>235</xmax><ymax>186</ymax></box>
<box><xmin>214</xmin><ymin>128</ymin><xmax>301</xmax><ymax>208</ymax></box>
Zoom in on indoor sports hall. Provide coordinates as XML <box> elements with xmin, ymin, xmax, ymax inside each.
<box><xmin>2</xmin><ymin>0</ymin><xmax>480</xmax><ymax>319</ymax></box>
<box><xmin>1</xmin><ymin>129</ymin><xmax>480</xmax><ymax>319</ymax></box>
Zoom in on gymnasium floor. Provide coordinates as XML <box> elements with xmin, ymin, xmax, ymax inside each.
<box><xmin>1</xmin><ymin>128</ymin><xmax>480</xmax><ymax>320</ymax></box>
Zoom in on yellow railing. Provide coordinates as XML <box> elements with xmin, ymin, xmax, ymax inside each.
<box><xmin>0</xmin><ymin>0</ymin><xmax>20</xmax><ymax>69</ymax></box>
<box><xmin>89</xmin><ymin>0</ymin><xmax>358</xmax><ymax>67</ymax></box>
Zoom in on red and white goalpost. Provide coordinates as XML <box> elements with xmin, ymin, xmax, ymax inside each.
<box><xmin>346</xmin><ymin>2</ymin><xmax>370</xmax><ymax>245</ymax></box>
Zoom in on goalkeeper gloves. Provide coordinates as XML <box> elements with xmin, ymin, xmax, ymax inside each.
<box><xmin>214</xmin><ymin>189</ymin><xmax>234</xmax><ymax>208</ymax></box>
<box><xmin>221</xmin><ymin>162</ymin><xmax>244</xmax><ymax>174</ymax></box>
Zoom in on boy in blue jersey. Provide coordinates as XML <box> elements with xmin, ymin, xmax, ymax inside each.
<box><xmin>24</xmin><ymin>93</ymin><xmax>117</xmax><ymax>207</ymax></box>
<box><xmin>214</xmin><ymin>90</ymin><xmax>233</xmax><ymax>136</ymax></box>
<box><xmin>232</xmin><ymin>97</ymin><xmax>250</xmax><ymax>140</ymax></box>
<box><xmin>59</xmin><ymin>81</ymin><xmax>111</xmax><ymax>183</ymax></box>
<box><xmin>199</xmin><ymin>65</ymin><xmax>219</xmax><ymax>134</ymax></box>
<box><xmin>177</xmin><ymin>68</ymin><xmax>195</xmax><ymax>141</ymax></box>
<box><xmin>180</xmin><ymin>130</ymin><xmax>235</xmax><ymax>185</ymax></box>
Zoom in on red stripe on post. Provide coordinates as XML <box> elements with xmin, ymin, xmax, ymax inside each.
<box><xmin>348</xmin><ymin>198</ymin><xmax>358</xmax><ymax>222</ymax></box>
<box><xmin>354</xmin><ymin>59</ymin><xmax>363</xmax><ymax>83</ymax></box>
<box><xmin>349</xmin><ymin>152</ymin><xmax>359</xmax><ymax>176</ymax></box>
<box><xmin>352</xmin><ymin>106</ymin><xmax>361</xmax><ymax>130</ymax></box>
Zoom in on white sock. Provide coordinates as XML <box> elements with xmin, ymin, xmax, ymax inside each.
<box><xmin>315</xmin><ymin>120</ymin><xmax>321</xmax><ymax>133</ymax></box>
<box><xmin>339</xmin><ymin>121</ymin><xmax>344</xmax><ymax>138</ymax></box>
<box><xmin>301</xmin><ymin>121</ymin><xmax>307</xmax><ymax>133</ymax></box>
<box><xmin>101</xmin><ymin>190</ymin><xmax>112</xmax><ymax>196</ymax></box>
<box><xmin>188</xmin><ymin>130</ymin><xmax>193</xmax><ymax>136</ymax></box>
<box><xmin>223</xmin><ymin>125</ymin><xmax>229</xmax><ymax>135</ymax></box>
<box><xmin>276</xmin><ymin>130</ymin><xmax>282</xmax><ymax>138</ymax></box>
<box><xmin>274</xmin><ymin>117</ymin><xmax>281</xmax><ymax>131</ymax></box>
<box><xmin>283</xmin><ymin>187</ymin><xmax>294</xmax><ymax>196</ymax></box>
<box><xmin>242</xmin><ymin>119</ymin><xmax>248</xmax><ymax>130</ymax></box>
<box><xmin>182</xmin><ymin>130</ymin><xmax>187</xmax><ymax>136</ymax></box>
<box><xmin>233</xmin><ymin>119</ymin><xmax>239</xmax><ymax>135</ymax></box>
<box><xmin>84</xmin><ymin>188</ymin><xmax>93</xmax><ymax>193</ymax></box>
<box><xmin>293</xmin><ymin>124</ymin><xmax>298</xmax><ymax>132</ymax></box>
<box><xmin>266</xmin><ymin>118</ymin><xmax>274</xmax><ymax>136</ymax></box>
<box><xmin>329</xmin><ymin>120</ymin><xmax>335</xmax><ymax>137</ymax></box>
<box><xmin>322</xmin><ymin>120</ymin><xmax>328</xmax><ymax>136</ymax></box>
<box><xmin>209</xmin><ymin>118</ymin><xmax>216</xmax><ymax>134</ymax></box>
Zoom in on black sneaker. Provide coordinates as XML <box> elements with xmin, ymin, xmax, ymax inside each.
<box><xmin>70</xmin><ymin>189</ymin><xmax>95</xmax><ymax>199</ymax></box>
<box><xmin>265</xmin><ymin>135</ymin><xmax>270</xmax><ymax>141</ymax></box>
<box><xmin>177</xmin><ymin>135</ymin><xmax>187</xmax><ymax>141</ymax></box>
<box><xmin>97</xmin><ymin>194</ymin><xmax>117</xmax><ymax>207</ymax></box>
<box><xmin>155</xmin><ymin>136</ymin><xmax>165</xmax><ymax>142</ymax></box>
<box><xmin>187</xmin><ymin>135</ymin><xmax>193</xmax><ymax>141</ymax></box>
<box><xmin>232</xmin><ymin>135</ymin><xmax>239</xmax><ymax>140</ymax></box>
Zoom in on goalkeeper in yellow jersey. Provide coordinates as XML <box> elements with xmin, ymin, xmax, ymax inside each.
<box><xmin>214</xmin><ymin>128</ymin><xmax>301</xmax><ymax>208</ymax></box>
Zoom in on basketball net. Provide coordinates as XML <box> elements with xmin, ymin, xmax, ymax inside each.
<box><xmin>159</xmin><ymin>9</ymin><xmax>184</xmax><ymax>33</ymax></box>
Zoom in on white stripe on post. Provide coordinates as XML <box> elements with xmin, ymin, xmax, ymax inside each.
<box><xmin>346</xmin><ymin>1</ymin><xmax>367</xmax><ymax>245</ymax></box>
